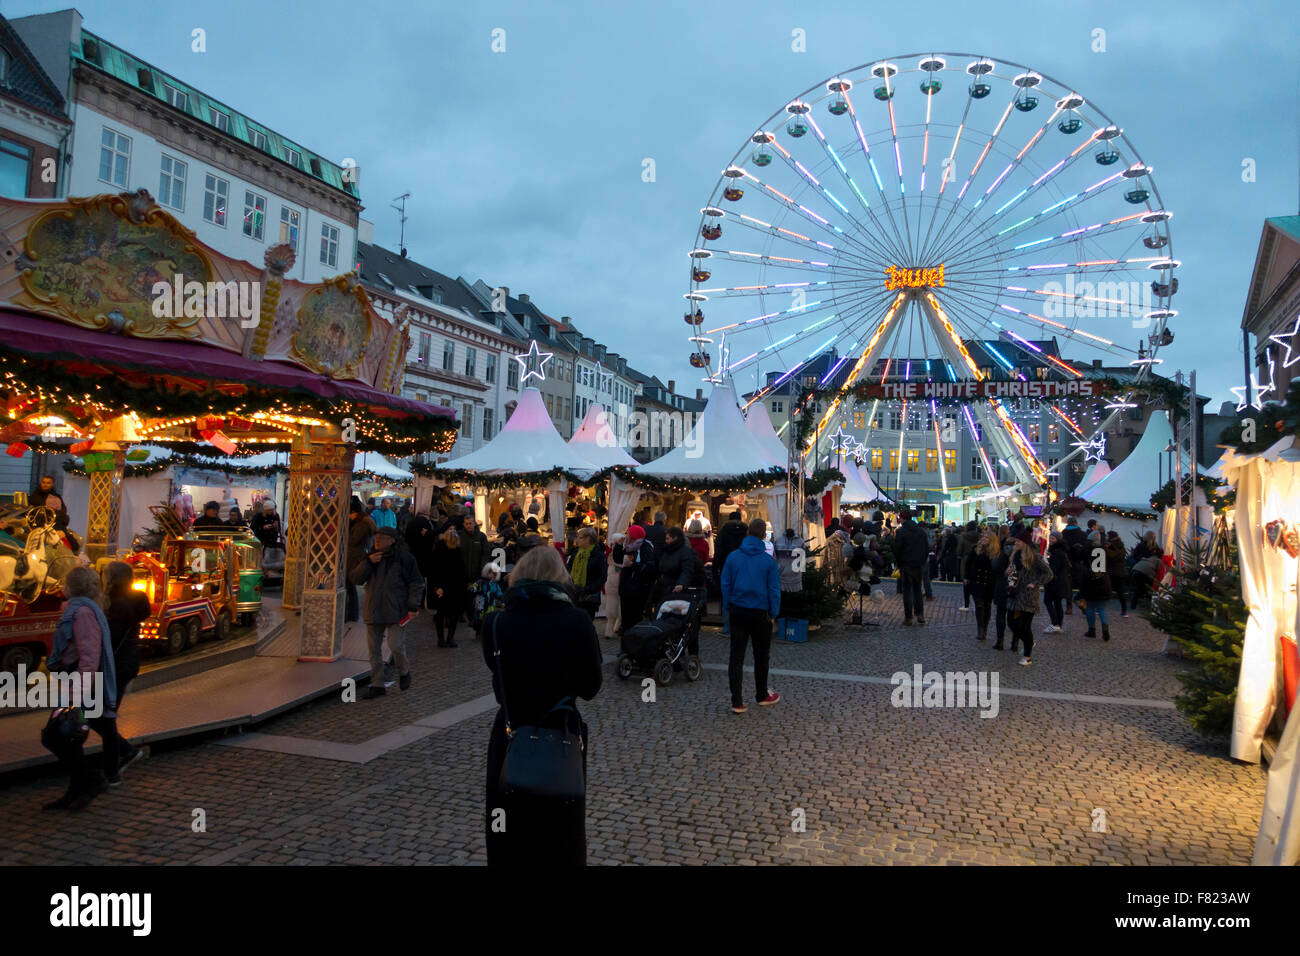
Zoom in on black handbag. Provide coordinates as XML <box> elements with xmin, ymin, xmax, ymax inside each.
<box><xmin>489</xmin><ymin>615</ymin><xmax>586</xmax><ymax>802</ymax></box>
<box><xmin>41</xmin><ymin>706</ymin><xmax>89</xmax><ymax>756</ymax></box>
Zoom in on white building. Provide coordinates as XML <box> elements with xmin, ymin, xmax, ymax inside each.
<box><xmin>13</xmin><ymin>11</ymin><xmax>360</xmax><ymax>285</ymax></box>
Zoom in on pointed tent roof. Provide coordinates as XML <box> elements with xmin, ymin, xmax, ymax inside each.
<box><xmin>854</xmin><ymin>461</ymin><xmax>891</xmax><ymax>503</ymax></box>
<box><xmin>1073</xmin><ymin>459</ymin><xmax>1112</xmax><ymax>498</ymax></box>
<box><xmin>1083</xmin><ymin>410</ymin><xmax>1181</xmax><ymax>510</ymax></box>
<box><xmin>568</xmin><ymin>404</ymin><xmax>639</xmax><ymax>468</ymax></box>
<box><xmin>354</xmin><ymin>452</ymin><xmax>413</xmax><ymax>480</ymax></box>
<box><xmin>744</xmin><ymin>406</ymin><xmax>789</xmax><ymax>468</ymax></box>
<box><xmin>838</xmin><ymin>461</ymin><xmax>878</xmax><ymax>504</ymax></box>
<box><xmin>438</xmin><ymin>387</ymin><xmax>599</xmax><ymax>475</ymax></box>
<box><xmin>637</xmin><ymin>381</ymin><xmax>787</xmax><ymax>481</ymax></box>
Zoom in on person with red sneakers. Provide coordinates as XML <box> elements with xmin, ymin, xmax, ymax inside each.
<box><xmin>720</xmin><ymin>518</ymin><xmax>782</xmax><ymax>714</ymax></box>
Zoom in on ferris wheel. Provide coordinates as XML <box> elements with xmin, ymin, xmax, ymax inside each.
<box><xmin>683</xmin><ymin>53</ymin><xmax>1177</xmax><ymax>493</ymax></box>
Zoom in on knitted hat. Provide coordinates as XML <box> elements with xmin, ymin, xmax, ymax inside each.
<box><xmin>627</xmin><ymin>524</ymin><xmax>646</xmax><ymax>541</ymax></box>
<box><xmin>1012</xmin><ymin>528</ymin><xmax>1034</xmax><ymax>545</ymax></box>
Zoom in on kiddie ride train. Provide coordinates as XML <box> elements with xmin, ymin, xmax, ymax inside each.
<box><xmin>124</xmin><ymin>506</ymin><xmax>264</xmax><ymax>655</ymax></box>
<box><xmin>0</xmin><ymin>504</ymin><xmax>264</xmax><ymax>672</ymax></box>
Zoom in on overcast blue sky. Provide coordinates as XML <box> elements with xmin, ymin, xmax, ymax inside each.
<box><xmin>9</xmin><ymin>0</ymin><xmax>1298</xmax><ymax>407</ymax></box>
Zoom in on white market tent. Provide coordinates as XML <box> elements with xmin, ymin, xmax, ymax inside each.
<box><xmin>850</xmin><ymin>460</ymin><xmax>890</xmax><ymax>505</ymax></box>
<box><xmin>568</xmin><ymin>403</ymin><xmax>639</xmax><ymax>469</ymax></box>
<box><xmin>744</xmin><ymin>406</ymin><xmax>789</xmax><ymax>468</ymax></box>
<box><xmin>1083</xmin><ymin>409</ymin><xmax>1179</xmax><ymax>511</ymax></box>
<box><xmin>1073</xmin><ymin>459</ymin><xmax>1112</xmax><ymax>498</ymax></box>
<box><xmin>615</xmin><ymin>381</ymin><xmax>787</xmax><ymax>534</ymax></box>
<box><xmin>354</xmin><ymin>452</ymin><xmax>414</xmax><ymax>482</ymax></box>
<box><xmin>837</xmin><ymin>460</ymin><xmax>877</xmax><ymax>505</ymax></box>
<box><xmin>415</xmin><ymin>387</ymin><xmax>600</xmax><ymax>536</ymax></box>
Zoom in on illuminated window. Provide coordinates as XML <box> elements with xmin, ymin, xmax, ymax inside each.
<box><xmin>907</xmin><ymin>450</ymin><xmax>920</xmax><ymax>472</ymax></box>
<box><xmin>926</xmin><ymin>449</ymin><xmax>938</xmax><ymax>472</ymax></box>
<box><xmin>1028</xmin><ymin>423</ymin><xmax>1040</xmax><ymax>443</ymax></box>
<box><xmin>889</xmin><ymin>449</ymin><xmax>899</xmax><ymax>471</ymax></box>
<box><xmin>853</xmin><ymin>410</ymin><xmax>865</xmax><ymax>428</ymax></box>
<box><xmin>944</xmin><ymin>449</ymin><xmax>956</xmax><ymax>473</ymax></box>
<box><xmin>279</xmin><ymin>206</ymin><xmax>300</xmax><ymax>254</ymax></box>
<box><xmin>870</xmin><ymin>449</ymin><xmax>882</xmax><ymax>469</ymax></box>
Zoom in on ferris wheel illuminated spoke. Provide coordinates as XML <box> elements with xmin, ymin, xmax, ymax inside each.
<box><xmin>732</xmin><ymin>166</ymin><xmax>887</xmax><ymax>263</ymax></box>
<box><xmin>704</xmin><ymin>284</ymin><xmax>893</xmax><ymax>337</ymax></box>
<box><xmin>726</xmin><ymin>212</ymin><xmax>883</xmax><ymax>269</ymax></box>
<box><xmin>835</xmin><ymin>87</ymin><xmax>914</xmax><ymax>261</ymax></box>
<box><xmin>936</xmin><ymin>165</ymin><xmax>1134</xmax><ymax>265</ymax></box>
<box><xmin>938</xmin><ymin>283</ymin><xmax>1121</xmax><ymax>351</ymax></box>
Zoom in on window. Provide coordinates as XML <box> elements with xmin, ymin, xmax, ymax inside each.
<box><xmin>417</xmin><ymin>332</ymin><xmax>430</xmax><ymax>364</ymax></box>
<box><xmin>970</xmin><ymin>422</ymin><xmax>982</xmax><ymax>441</ymax></box>
<box><xmin>282</xmin><ymin>145</ymin><xmax>301</xmax><ymax>167</ymax></box>
<box><xmin>926</xmin><ymin>449</ymin><xmax>938</xmax><ymax>472</ymax></box>
<box><xmin>971</xmin><ymin>456</ymin><xmax>981</xmax><ymax>480</ymax></box>
<box><xmin>770</xmin><ymin>400</ymin><xmax>785</xmax><ymax>415</ymax></box>
<box><xmin>1028</xmin><ymin>423</ymin><xmax>1040</xmax><ymax>444</ymax></box>
<box><xmin>157</xmin><ymin>155</ymin><xmax>186</xmax><ymax>210</ymax></box>
<box><xmin>545</xmin><ymin>394</ymin><xmax>554</xmax><ymax>416</ymax></box>
<box><xmin>1049</xmin><ymin>424</ymin><xmax>1059</xmax><ymax>444</ymax></box>
<box><xmin>889</xmin><ymin>412</ymin><xmax>901</xmax><ymax>431</ymax></box>
<box><xmin>161</xmin><ymin>83</ymin><xmax>189</xmax><ymax>111</ymax></box>
<box><xmin>0</xmin><ymin>138</ymin><xmax>32</xmax><ymax>197</ymax></box>
<box><xmin>279</xmin><ymin>207</ymin><xmax>300</xmax><ymax>253</ymax></box>
<box><xmin>461</xmin><ymin>403</ymin><xmax>473</xmax><ymax>437</ymax></box>
<box><xmin>485</xmin><ymin>353</ymin><xmax>497</xmax><ymax>384</ymax></box>
<box><xmin>944</xmin><ymin>449</ymin><xmax>956</xmax><ymax>474</ymax></box>
<box><xmin>483</xmin><ymin>408</ymin><xmax>494</xmax><ymax>440</ymax></box>
<box><xmin>98</xmin><ymin>128</ymin><xmax>131</xmax><ymax>187</ymax></box>
<box><xmin>442</xmin><ymin>340</ymin><xmax>455</xmax><ymax>372</ymax></box>
<box><xmin>889</xmin><ymin>449</ymin><xmax>899</xmax><ymax>471</ymax></box>
<box><xmin>0</xmin><ymin>47</ymin><xmax>8</xmax><ymax>85</ymax></box>
<box><xmin>202</xmin><ymin>174</ymin><xmax>228</xmax><ymax>226</ymax></box>
<box><xmin>853</xmin><ymin>410</ymin><xmax>865</xmax><ymax>429</ymax></box>
<box><xmin>562</xmin><ymin>397</ymin><xmax>571</xmax><ymax>421</ymax></box>
<box><xmin>870</xmin><ymin>449</ymin><xmax>882</xmax><ymax>470</ymax></box>
<box><xmin>248</xmin><ymin>129</ymin><xmax>268</xmax><ymax>151</ymax></box>
<box><xmin>507</xmin><ymin>360</ymin><xmax>519</xmax><ymax>389</ymax></box>
<box><xmin>208</xmin><ymin>107</ymin><xmax>230</xmax><ymax>132</ymax></box>
<box><xmin>320</xmin><ymin>222</ymin><xmax>339</xmax><ymax>268</ymax></box>
<box><xmin>242</xmin><ymin>190</ymin><xmax>267</xmax><ymax>240</ymax></box>
<box><xmin>1128</xmin><ymin>406</ymin><xmax>1144</xmax><ymax>422</ymax></box>
<box><xmin>465</xmin><ymin>347</ymin><xmax>477</xmax><ymax>378</ymax></box>
<box><xmin>907</xmin><ymin>450</ymin><xmax>920</xmax><ymax>472</ymax></box>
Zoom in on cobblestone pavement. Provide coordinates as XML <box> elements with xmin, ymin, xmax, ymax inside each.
<box><xmin>0</xmin><ymin>583</ymin><xmax>1267</xmax><ymax>865</ymax></box>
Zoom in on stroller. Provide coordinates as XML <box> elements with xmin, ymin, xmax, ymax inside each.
<box><xmin>616</xmin><ymin>587</ymin><xmax>705</xmax><ymax>686</ymax></box>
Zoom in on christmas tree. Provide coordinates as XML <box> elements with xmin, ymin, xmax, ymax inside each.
<box><xmin>1147</xmin><ymin>541</ymin><xmax>1245</xmax><ymax>738</ymax></box>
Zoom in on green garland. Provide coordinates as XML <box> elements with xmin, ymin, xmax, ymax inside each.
<box><xmin>606</xmin><ymin>465</ymin><xmax>788</xmax><ymax>495</ymax></box>
<box><xmin>1149</xmin><ymin>475</ymin><xmax>1227</xmax><ymax>512</ymax></box>
<box><xmin>804</xmin><ymin>467</ymin><xmax>846</xmax><ymax>496</ymax></box>
<box><xmin>0</xmin><ymin>348</ymin><xmax>459</xmax><ymax>455</ymax></box>
<box><xmin>1217</xmin><ymin>380</ymin><xmax>1300</xmax><ymax>454</ymax></box>
<box><xmin>409</xmin><ymin>464</ymin><xmax>612</xmax><ymax>491</ymax></box>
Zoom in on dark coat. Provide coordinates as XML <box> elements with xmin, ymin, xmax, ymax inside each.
<box><xmin>191</xmin><ymin>513</ymin><xmax>226</xmax><ymax>529</ymax></box>
<box><xmin>714</xmin><ymin>518</ymin><xmax>747</xmax><ymax>577</ymax></box>
<box><xmin>1079</xmin><ymin>555</ymin><xmax>1114</xmax><ymax>601</ymax></box>
<box><xmin>644</xmin><ymin>521</ymin><xmax>668</xmax><ymax>553</ymax></box>
<box><xmin>1045</xmin><ymin>541</ymin><xmax>1071</xmax><ymax>599</ymax></box>
<box><xmin>891</xmin><ymin>519</ymin><xmax>929</xmax><ymax>570</ymax></box>
<box><xmin>565</xmin><ymin>545</ymin><xmax>608</xmax><ymax>607</ymax></box>
<box><xmin>654</xmin><ymin>536</ymin><xmax>703</xmax><ymax>604</ymax></box>
<box><xmin>403</xmin><ymin>515</ymin><xmax>436</xmax><ymax>577</ymax></box>
<box><xmin>613</xmin><ymin>540</ymin><xmax>657</xmax><ymax>596</ymax></box>
<box><xmin>964</xmin><ymin>549</ymin><xmax>996</xmax><ymax>597</ymax></box>
<box><xmin>105</xmin><ymin>588</ymin><xmax>150</xmax><ymax>682</ymax></box>
<box><xmin>482</xmin><ymin>580</ymin><xmax>603</xmax><ymax>867</ymax></box>
<box><xmin>459</xmin><ymin>525</ymin><xmax>490</xmax><ymax>582</ymax></box>
<box><xmin>1106</xmin><ymin>540</ymin><xmax>1129</xmax><ymax>587</ymax></box>
<box><xmin>348</xmin><ymin>543</ymin><xmax>425</xmax><ymax>624</ymax></box>
<box><xmin>251</xmin><ymin>512</ymin><xmax>284</xmax><ymax>549</ymax></box>
<box><xmin>430</xmin><ymin>539</ymin><xmax>470</xmax><ymax>615</ymax></box>
<box><xmin>992</xmin><ymin>545</ymin><xmax>1012</xmax><ymax>604</ymax></box>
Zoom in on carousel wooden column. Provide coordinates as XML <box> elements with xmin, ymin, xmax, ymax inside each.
<box><xmin>283</xmin><ymin>425</ymin><xmax>355</xmax><ymax>661</ymax></box>
<box><xmin>83</xmin><ymin>451</ymin><xmax>125</xmax><ymax>566</ymax></box>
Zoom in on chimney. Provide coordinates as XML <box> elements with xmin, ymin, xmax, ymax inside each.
<box><xmin>668</xmin><ymin>379</ymin><xmax>676</xmax><ymax>394</ymax></box>
<box><xmin>696</xmin><ymin>388</ymin><xmax>702</xmax><ymax>400</ymax></box>
<box><xmin>1092</xmin><ymin>359</ymin><xmax>1102</xmax><ymax>369</ymax></box>
<box><xmin>518</xmin><ymin>293</ymin><xmax>530</xmax><ymax>304</ymax></box>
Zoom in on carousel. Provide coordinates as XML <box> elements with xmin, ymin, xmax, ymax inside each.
<box><xmin>0</xmin><ymin>188</ymin><xmax>457</xmax><ymax>667</ymax></box>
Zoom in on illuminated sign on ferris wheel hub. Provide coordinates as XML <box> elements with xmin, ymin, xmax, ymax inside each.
<box><xmin>884</xmin><ymin>265</ymin><xmax>946</xmax><ymax>290</ymax></box>
<box><xmin>865</xmin><ymin>379</ymin><xmax>1098</xmax><ymax>400</ymax></box>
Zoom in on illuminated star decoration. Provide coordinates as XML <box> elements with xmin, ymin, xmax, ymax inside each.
<box><xmin>1070</xmin><ymin>433</ymin><xmax>1107</xmax><ymax>464</ymax></box>
<box><xmin>827</xmin><ymin>425</ymin><xmax>854</xmax><ymax>457</ymax></box>
<box><xmin>1268</xmin><ymin>313</ymin><xmax>1300</xmax><ymax>369</ymax></box>
<box><xmin>1230</xmin><ymin>347</ymin><xmax>1275</xmax><ymax>411</ymax></box>
<box><xmin>514</xmin><ymin>339</ymin><xmax>553</xmax><ymax>385</ymax></box>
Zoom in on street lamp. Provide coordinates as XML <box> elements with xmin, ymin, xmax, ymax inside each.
<box><xmin>1161</xmin><ymin>440</ymin><xmax>1175</xmax><ymax>487</ymax></box>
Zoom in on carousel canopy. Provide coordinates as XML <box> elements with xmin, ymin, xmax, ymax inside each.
<box><xmin>568</xmin><ymin>404</ymin><xmax>639</xmax><ymax>469</ymax></box>
<box><xmin>635</xmin><ymin>381</ymin><xmax>786</xmax><ymax>483</ymax></box>
<box><xmin>436</xmin><ymin>387</ymin><xmax>599</xmax><ymax>476</ymax></box>
<box><xmin>1073</xmin><ymin>459</ymin><xmax>1112</xmax><ymax>498</ymax></box>
<box><xmin>744</xmin><ymin>406</ymin><xmax>789</xmax><ymax>468</ymax></box>
<box><xmin>1083</xmin><ymin>410</ymin><xmax>1182</xmax><ymax>510</ymax></box>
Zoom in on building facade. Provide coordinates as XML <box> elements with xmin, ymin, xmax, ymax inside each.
<box><xmin>1242</xmin><ymin>216</ymin><xmax>1300</xmax><ymax>402</ymax></box>
<box><xmin>13</xmin><ymin>10</ymin><xmax>360</xmax><ymax>285</ymax></box>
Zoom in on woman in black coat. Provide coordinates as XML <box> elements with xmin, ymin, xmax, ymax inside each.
<box><xmin>990</xmin><ymin>532</ymin><xmax>1013</xmax><ymax>650</ymax></box>
<box><xmin>482</xmin><ymin>546</ymin><xmax>603</xmax><ymax>867</ymax></box>
<box><xmin>963</xmin><ymin>531</ymin><xmax>998</xmax><ymax>642</ymax></box>
<box><xmin>404</xmin><ymin>512</ymin><xmax>437</xmax><ymax>603</ymax></box>
<box><xmin>101</xmin><ymin>561</ymin><xmax>149</xmax><ymax>778</ymax></box>
<box><xmin>430</xmin><ymin>528</ymin><xmax>469</xmax><ymax>648</ymax></box>
<box><xmin>1043</xmin><ymin>533</ymin><xmax>1070</xmax><ymax>631</ymax></box>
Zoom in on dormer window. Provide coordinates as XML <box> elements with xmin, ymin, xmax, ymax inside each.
<box><xmin>161</xmin><ymin>83</ymin><xmax>189</xmax><ymax>111</ymax></box>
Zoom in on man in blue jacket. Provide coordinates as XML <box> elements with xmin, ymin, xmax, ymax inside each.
<box><xmin>720</xmin><ymin>519</ymin><xmax>782</xmax><ymax>714</ymax></box>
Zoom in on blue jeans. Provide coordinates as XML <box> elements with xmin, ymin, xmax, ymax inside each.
<box><xmin>1085</xmin><ymin>599</ymin><xmax>1109</xmax><ymax>631</ymax></box>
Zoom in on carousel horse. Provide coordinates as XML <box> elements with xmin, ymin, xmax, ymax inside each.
<box><xmin>0</xmin><ymin>505</ymin><xmax>82</xmax><ymax>603</ymax></box>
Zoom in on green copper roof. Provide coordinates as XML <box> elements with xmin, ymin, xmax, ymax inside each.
<box><xmin>1267</xmin><ymin>216</ymin><xmax>1300</xmax><ymax>244</ymax></box>
<box><xmin>74</xmin><ymin>29</ymin><xmax>359</xmax><ymax>201</ymax></box>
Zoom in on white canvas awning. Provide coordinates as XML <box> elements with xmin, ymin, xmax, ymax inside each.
<box><xmin>636</xmin><ymin>381</ymin><xmax>786</xmax><ymax>483</ymax></box>
<box><xmin>436</xmin><ymin>387</ymin><xmax>599</xmax><ymax>475</ymax></box>
<box><xmin>354</xmin><ymin>452</ymin><xmax>413</xmax><ymax>481</ymax></box>
<box><xmin>744</xmin><ymin>406</ymin><xmax>789</xmax><ymax>468</ymax></box>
